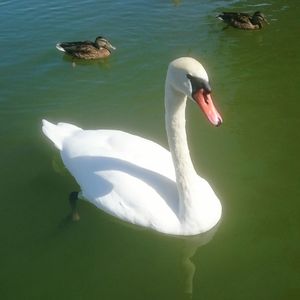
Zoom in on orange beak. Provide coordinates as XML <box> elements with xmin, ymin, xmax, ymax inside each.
<box><xmin>193</xmin><ymin>89</ymin><xmax>223</xmax><ymax>127</ymax></box>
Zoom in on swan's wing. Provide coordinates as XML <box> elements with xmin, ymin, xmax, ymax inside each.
<box><xmin>61</xmin><ymin>129</ymin><xmax>176</xmax><ymax>179</ymax></box>
<box><xmin>60</xmin><ymin>129</ymin><xmax>181</xmax><ymax>233</ymax></box>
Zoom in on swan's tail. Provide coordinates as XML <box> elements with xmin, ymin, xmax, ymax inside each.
<box><xmin>42</xmin><ymin>119</ymin><xmax>82</xmax><ymax>150</ymax></box>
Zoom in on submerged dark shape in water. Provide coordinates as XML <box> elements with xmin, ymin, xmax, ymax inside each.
<box><xmin>56</xmin><ymin>36</ymin><xmax>116</xmax><ymax>59</ymax></box>
<box><xmin>217</xmin><ymin>11</ymin><xmax>269</xmax><ymax>30</ymax></box>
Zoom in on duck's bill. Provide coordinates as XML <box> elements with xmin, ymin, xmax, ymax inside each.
<box><xmin>108</xmin><ymin>43</ymin><xmax>116</xmax><ymax>51</ymax></box>
<box><xmin>193</xmin><ymin>89</ymin><xmax>223</xmax><ymax>127</ymax></box>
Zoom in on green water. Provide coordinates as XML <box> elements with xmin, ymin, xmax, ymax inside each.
<box><xmin>0</xmin><ymin>0</ymin><xmax>299</xmax><ymax>299</ymax></box>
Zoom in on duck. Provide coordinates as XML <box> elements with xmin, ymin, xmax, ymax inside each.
<box><xmin>42</xmin><ymin>57</ymin><xmax>223</xmax><ymax>236</ymax></box>
<box><xmin>56</xmin><ymin>36</ymin><xmax>116</xmax><ymax>59</ymax></box>
<box><xmin>217</xmin><ymin>11</ymin><xmax>268</xmax><ymax>30</ymax></box>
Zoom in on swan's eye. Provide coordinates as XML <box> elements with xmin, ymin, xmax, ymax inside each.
<box><xmin>186</xmin><ymin>74</ymin><xmax>211</xmax><ymax>95</ymax></box>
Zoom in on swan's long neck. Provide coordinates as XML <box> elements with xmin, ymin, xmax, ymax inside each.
<box><xmin>165</xmin><ymin>84</ymin><xmax>198</xmax><ymax>225</ymax></box>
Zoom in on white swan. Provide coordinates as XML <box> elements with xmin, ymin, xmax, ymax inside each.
<box><xmin>42</xmin><ymin>57</ymin><xmax>223</xmax><ymax>236</ymax></box>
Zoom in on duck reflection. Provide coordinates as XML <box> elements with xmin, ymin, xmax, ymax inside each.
<box><xmin>61</xmin><ymin>53</ymin><xmax>112</xmax><ymax>69</ymax></box>
<box><xmin>172</xmin><ymin>0</ymin><xmax>181</xmax><ymax>6</ymax></box>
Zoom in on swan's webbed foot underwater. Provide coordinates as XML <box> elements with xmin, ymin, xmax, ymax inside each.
<box><xmin>69</xmin><ymin>191</ymin><xmax>80</xmax><ymax>221</ymax></box>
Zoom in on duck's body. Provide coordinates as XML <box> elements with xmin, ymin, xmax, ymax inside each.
<box><xmin>217</xmin><ymin>11</ymin><xmax>268</xmax><ymax>30</ymax></box>
<box><xmin>56</xmin><ymin>36</ymin><xmax>116</xmax><ymax>59</ymax></box>
<box><xmin>42</xmin><ymin>57</ymin><xmax>223</xmax><ymax>236</ymax></box>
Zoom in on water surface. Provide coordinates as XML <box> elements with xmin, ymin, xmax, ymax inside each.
<box><xmin>0</xmin><ymin>0</ymin><xmax>299</xmax><ymax>299</ymax></box>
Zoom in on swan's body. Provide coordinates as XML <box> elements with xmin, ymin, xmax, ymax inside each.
<box><xmin>42</xmin><ymin>57</ymin><xmax>223</xmax><ymax>236</ymax></box>
<box><xmin>56</xmin><ymin>36</ymin><xmax>116</xmax><ymax>59</ymax></box>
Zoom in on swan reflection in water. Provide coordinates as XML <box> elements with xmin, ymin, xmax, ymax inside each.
<box><xmin>56</xmin><ymin>198</ymin><xmax>220</xmax><ymax>300</ymax></box>
<box><xmin>178</xmin><ymin>224</ymin><xmax>219</xmax><ymax>299</ymax></box>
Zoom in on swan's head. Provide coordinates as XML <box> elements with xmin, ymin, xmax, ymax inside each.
<box><xmin>166</xmin><ymin>57</ymin><xmax>222</xmax><ymax>126</ymax></box>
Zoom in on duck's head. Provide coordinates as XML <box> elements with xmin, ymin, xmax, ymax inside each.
<box><xmin>252</xmin><ymin>11</ymin><xmax>269</xmax><ymax>27</ymax></box>
<box><xmin>95</xmin><ymin>36</ymin><xmax>116</xmax><ymax>52</ymax></box>
<box><xmin>166</xmin><ymin>57</ymin><xmax>222</xmax><ymax>127</ymax></box>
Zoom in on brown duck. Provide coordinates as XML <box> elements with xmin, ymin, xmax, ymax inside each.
<box><xmin>217</xmin><ymin>11</ymin><xmax>268</xmax><ymax>30</ymax></box>
<box><xmin>56</xmin><ymin>36</ymin><xmax>116</xmax><ymax>59</ymax></box>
